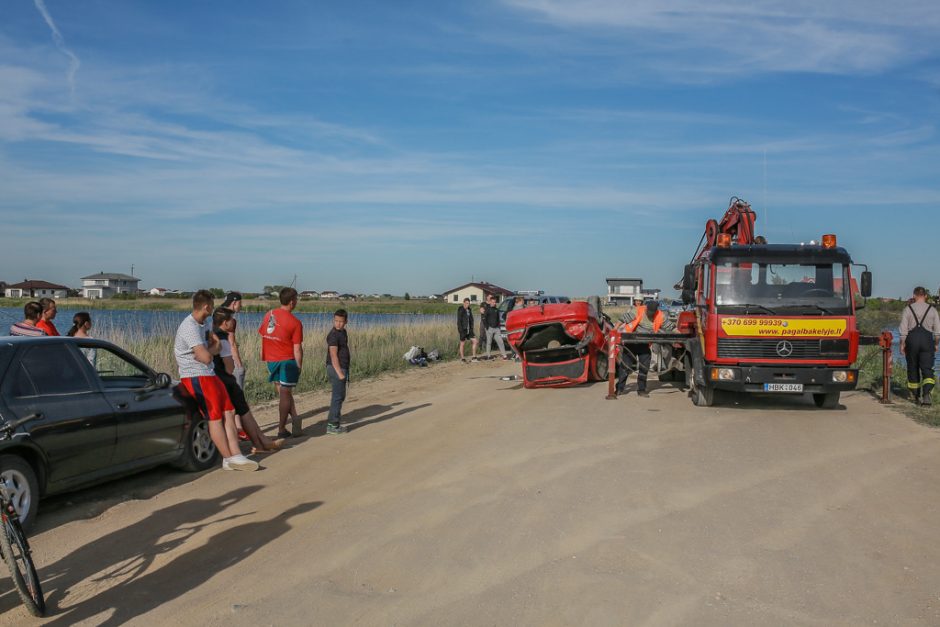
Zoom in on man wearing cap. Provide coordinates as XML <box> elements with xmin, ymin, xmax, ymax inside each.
<box><xmin>616</xmin><ymin>299</ymin><xmax>672</xmax><ymax>397</ymax></box>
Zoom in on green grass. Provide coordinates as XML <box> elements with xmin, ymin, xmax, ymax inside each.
<box><xmin>0</xmin><ymin>297</ymin><xmax>457</xmax><ymax>315</ymax></box>
<box><xmin>855</xmin><ymin>344</ymin><xmax>940</xmax><ymax>427</ymax></box>
<box><xmin>97</xmin><ymin>320</ymin><xmax>459</xmax><ymax>405</ymax></box>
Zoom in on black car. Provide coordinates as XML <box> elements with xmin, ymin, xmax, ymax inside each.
<box><xmin>0</xmin><ymin>337</ymin><xmax>218</xmax><ymax>529</ymax></box>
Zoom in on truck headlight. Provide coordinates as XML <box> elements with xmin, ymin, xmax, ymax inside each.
<box><xmin>711</xmin><ymin>368</ymin><xmax>736</xmax><ymax>381</ymax></box>
<box><xmin>832</xmin><ymin>371</ymin><xmax>855</xmax><ymax>383</ymax></box>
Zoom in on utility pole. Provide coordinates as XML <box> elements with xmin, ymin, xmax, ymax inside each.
<box><xmin>131</xmin><ymin>264</ymin><xmax>135</xmax><ymax>277</ymax></box>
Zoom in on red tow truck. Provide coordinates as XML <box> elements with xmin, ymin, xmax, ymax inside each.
<box><xmin>671</xmin><ymin>197</ymin><xmax>873</xmax><ymax>407</ymax></box>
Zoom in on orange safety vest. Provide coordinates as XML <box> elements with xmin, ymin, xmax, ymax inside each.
<box><xmin>624</xmin><ymin>305</ymin><xmax>665</xmax><ymax>333</ymax></box>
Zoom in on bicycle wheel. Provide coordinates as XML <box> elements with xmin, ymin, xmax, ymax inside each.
<box><xmin>0</xmin><ymin>511</ymin><xmax>45</xmax><ymax>617</ymax></box>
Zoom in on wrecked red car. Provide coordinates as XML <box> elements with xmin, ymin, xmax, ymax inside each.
<box><xmin>505</xmin><ymin>300</ymin><xmax>612</xmax><ymax>388</ymax></box>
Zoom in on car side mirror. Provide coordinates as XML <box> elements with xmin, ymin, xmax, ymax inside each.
<box><xmin>860</xmin><ymin>271</ymin><xmax>872</xmax><ymax>298</ymax></box>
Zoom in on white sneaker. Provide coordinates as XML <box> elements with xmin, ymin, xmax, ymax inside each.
<box><xmin>223</xmin><ymin>455</ymin><xmax>259</xmax><ymax>471</ymax></box>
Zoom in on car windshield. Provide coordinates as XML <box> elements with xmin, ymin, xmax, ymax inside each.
<box><xmin>714</xmin><ymin>260</ymin><xmax>852</xmax><ymax>315</ymax></box>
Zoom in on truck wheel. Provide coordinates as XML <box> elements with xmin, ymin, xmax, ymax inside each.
<box><xmin>692</xmin><ymin>384</ymin><xmax>715</xmax><ymax>407</ymax></box>
<box><xmin>593</xmin><ymin>353</ymin><xmax>609</xmax><ymax>381</ymax></box>
<box><xmin>0</xmin><ymin>455</ymin><xmax>40</xmax><ymax>532</ymax></box>
<box><xmin>175</xmin><ymin>415</ymin><xmax>220</xmax><ymax>472</ymax></box>
<box><xmin>813</xmin><ymin>392</ymin><xmax>840</xmax><ymax>409</ymax></box>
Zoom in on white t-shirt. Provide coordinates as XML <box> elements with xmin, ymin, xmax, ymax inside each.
<box><xmin>174</xmin><ymin>314</ymin><xmax>215</xmax><ymax>378</ymax></box>
<box><xmin>219</xmin><ymin>338</ymin><xmax>232</xmax><ymax>359</ymax></box>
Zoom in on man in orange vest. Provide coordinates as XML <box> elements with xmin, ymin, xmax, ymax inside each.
<box><xmin>616</xmin><ymin>300</ymin><xmax>669</xmax><ymax>397</ymax></box>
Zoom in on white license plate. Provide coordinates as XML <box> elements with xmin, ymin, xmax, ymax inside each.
<box><xmin>764</xmin><ymin>383</ymin><xmax>803</xmax><ymax>393</ymax></box>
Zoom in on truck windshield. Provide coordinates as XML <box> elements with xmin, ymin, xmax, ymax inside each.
<box><xmin>714</xmin><ymin>261</ymin><xmax>852</xmax><ymax>315</ymax></box>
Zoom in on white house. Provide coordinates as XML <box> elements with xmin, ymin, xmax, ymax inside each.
<box><xmin>442</xmin><ymin>281</ymin><xmax>513</xmax><ymax>305</ymax></box>
<box><xmin>299</xmin><ymin>290</ymin><xmax>320</xmax><ymax>300</ymax></box>
<box><xmin>81</xmin><ymin>272</ymin><xmax>141</xmax><ymax>299</ymax></box>
<box><xmin>4</xmin><ymin>280</ymin><xmax>69</xmax><ymax>299</ymax></box>
<box><xmin>606</xmin><ymin>278</ymin><xmax>644</xmax><ymax>305</ymax></box>
<box><xmin>320</xmin><ymin>291</ymin><xmax>339</xmax><ymax>299</ymax></box>
<box><xmin>149</xmin><ymin>287</ymin><xmax>168</xmax><ymax>297</ymax></box>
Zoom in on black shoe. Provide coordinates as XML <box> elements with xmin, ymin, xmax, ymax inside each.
<box><xmin>277</xmin><ymin>429</ymin><xmax>293</xmax><ymax>439</ymax></box>
<box><xmin>637</xmin><ymin>390</ymin><xmax>650</xmax><ymax>397</ymax></box>
<box><xmin>921</xmin><ymin>392</ymin><xmax>932</xmax><ymax>406</ymax></box>
<box><xmin>326</xmin><ymin>424</ymin><xmax>348</xmax><ymax>434</ymax></box>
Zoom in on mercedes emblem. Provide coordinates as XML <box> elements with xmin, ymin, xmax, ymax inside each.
<box><xmin>776</xmin><ymin>340</ymin><xmax>794</xmax><ymax>357</ymax></box>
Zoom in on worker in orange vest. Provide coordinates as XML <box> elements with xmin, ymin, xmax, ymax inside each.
<box><xmin>616</xmin><ymin>299</ymin><xmax>669</xmax><ymax>397</ymax></box>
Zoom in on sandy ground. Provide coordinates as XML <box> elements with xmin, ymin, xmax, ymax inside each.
<box><xmin>2</xmin><ymin>359</ymin><xmax>940</xmax><ymax>626</ymax></box>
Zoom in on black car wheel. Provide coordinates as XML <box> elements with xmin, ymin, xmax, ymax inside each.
<box><xmin>176</xmin><ymin>417</ymin><xmax>219</xmax><ymax>472</ymax></box>
<box><xmin>0</xmin><ymin>455</ymin><xmax>40</xmax><ymax>532</ymax></box>
<box><xmin>592</xmin><ymin>352</ymin><xmax>609</xmax><ymax>381</ymax></box>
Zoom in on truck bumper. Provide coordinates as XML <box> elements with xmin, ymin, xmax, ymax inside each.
<box><xmin>708</xmin><ymin>366</ymin><xmax>858</xmax><ymax>394</ymax></box>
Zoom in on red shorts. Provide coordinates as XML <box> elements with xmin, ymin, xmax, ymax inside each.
<box><xmin>179</xmin><ymin>376</ymin><xmax>234</xmax><ymax>421</ymax></box>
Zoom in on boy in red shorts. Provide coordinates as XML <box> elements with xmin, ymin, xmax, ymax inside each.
<box><xmin>175</xmin><ymin>290</ymin><xmax>258</xmax><ymax>471</ymax></box>
<box><xmin>259</xmin><ymin>287</ymin><xmax>304</xmax><ymax>438</ymax></box>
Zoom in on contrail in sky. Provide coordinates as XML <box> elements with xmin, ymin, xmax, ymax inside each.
<box><xmin>33</xmin><ymin>0</ymin><xmax>80</xmax><ymax>94</ymax></box>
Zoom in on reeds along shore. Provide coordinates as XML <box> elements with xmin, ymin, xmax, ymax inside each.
<box><xmin>99</xmin><ymin>320</ymin><xmax>457</xmax><ymax>405</ymax></box>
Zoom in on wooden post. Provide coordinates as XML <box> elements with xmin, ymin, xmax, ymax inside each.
<box><xmin>879</xmin><ymin>330</ymin><xmax>893</xmax><ymax>404</ymax></box>
<box><xmin>606</xmin><ymin>330</ymin><xmax>620</xmax><ymax>400</ymax></box>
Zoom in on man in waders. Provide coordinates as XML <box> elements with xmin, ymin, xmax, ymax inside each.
<box><xmin>616</xmin><ymin>300</ymin><xmax>672</xmax><ymax>397</ymax></box>
<box><xmin>900</xmin><ymin>286</ymin><xmax>940</xmax><ymax>406</ymax></box>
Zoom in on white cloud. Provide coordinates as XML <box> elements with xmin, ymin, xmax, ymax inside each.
<box><xmin>32</xmin><ymin>0</ymin><xmax>80</xmax><ymax>94</ymax></box>
<box><xmin>501</xmin><ymin>0</ymin><xmax>940</xmax><ymax>76</ymax></box>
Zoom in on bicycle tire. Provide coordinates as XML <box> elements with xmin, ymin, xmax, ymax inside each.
<box><xmin>0</xmin><ymin>511</ymin><xmax>45</xmax><ymax>617</ymax></box>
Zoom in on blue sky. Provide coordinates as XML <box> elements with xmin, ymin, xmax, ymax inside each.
<box><xmin>1</xmin><ymin>1</ymin><xmax>938</xmax><ymax>298</ymax></box>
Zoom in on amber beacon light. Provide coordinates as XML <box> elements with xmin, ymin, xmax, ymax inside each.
<box><xmin>822</xmin><ymin>234</ymin><xmax>837</xmax><ymax>249</ymax></box>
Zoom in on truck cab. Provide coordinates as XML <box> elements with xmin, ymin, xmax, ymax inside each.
<box><xmin>683</xmin><ymin>238</ymin><xmax>872</xmax><ymax>408</ymax></box>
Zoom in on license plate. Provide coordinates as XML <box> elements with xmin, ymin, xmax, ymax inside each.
<box><xmin>764</xmin><ymin>383</ymin><xmax>803</xmax><ymax>392</ymax></box>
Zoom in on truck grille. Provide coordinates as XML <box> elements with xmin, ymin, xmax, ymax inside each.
<box><xmin>718</xmin><ymin>339</ymin><xmax>849</xmax><ymax>360</ymax></box>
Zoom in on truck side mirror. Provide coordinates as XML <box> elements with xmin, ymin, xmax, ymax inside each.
<box><xmin>682</xmin><ymin>264</ymin><xmax>695</xmax><ymax>291</ymax></box>
<box><xmin>681</xmin><ymin>289</ymin><xmax>694</xmax><ymax>305</ymax></box>
<box><xmin>860</xmin><ymin>271</ymin><xmax>872</xmax><ymax>298</ymax></box>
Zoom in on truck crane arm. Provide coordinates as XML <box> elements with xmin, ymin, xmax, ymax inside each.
<box><xmin>691</xmin><ymin>197</ymin><xmax>758</xmax><ymax>262</ymax></box>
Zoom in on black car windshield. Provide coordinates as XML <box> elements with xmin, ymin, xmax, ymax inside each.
<box><xmin>714</xmin><ymin>260</ymin><xmax>852</xmax><ymax>315</ymax></box>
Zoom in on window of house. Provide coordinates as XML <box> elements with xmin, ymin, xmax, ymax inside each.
<box><xmin>452</xmin><ymin>294</ymin><xmax>458</xmax><ymax>302</ymax></box>
<box><xmin>470</xmin><ymin>294</ymin><xmax>477</xmax><ymax>302</ymax></box>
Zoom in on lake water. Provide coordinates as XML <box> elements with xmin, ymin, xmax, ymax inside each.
<box><xmin>1</xmin><ymin>307</ymin><xmax>451</xmax><ymax>339</ymax></box>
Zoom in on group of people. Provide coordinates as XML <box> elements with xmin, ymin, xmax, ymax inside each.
<box><xmin>173</xmin><ymin>287</ymin><xmax>354</xmax><ymax>471</ymax></box>
<box><xmin>9</xmin><ymin>298</ymin><xmax>94</xmax><ymax>341</ymax></box>
<box><xmin>5</xmin><ymin>287</ymin><xmax>354</xmax><ymax>472</ymax></box>
<box><xmin>456</xmin><ymin>294</ymin><xmax>522</xmax><ymax>362</ymax></box>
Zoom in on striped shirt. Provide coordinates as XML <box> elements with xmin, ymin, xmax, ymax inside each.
<box><xmin>9</xmin><ymin>322</ymin><xmax>46</xmax><ymax>337</ymax></box>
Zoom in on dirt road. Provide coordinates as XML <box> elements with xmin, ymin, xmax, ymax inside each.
<box><xmin>2</xmin><ymin>360</ymin><xmax>939</xmax><ymax>626</ymax></box>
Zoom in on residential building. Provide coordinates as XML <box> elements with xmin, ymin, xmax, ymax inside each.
<box><xmin>299</xmin><ymin>290</ymin><xmax>320</xmax><ymax>300</ymax></box>
<box><xmin>320</xmin><ymin>291</ymin><xmax>339</xmax><ymax>299</ymax></box>
<box><xmin>442</xmin><ymin>281</ymin><xmax>513</xmax><ymax>304</ymax></box>
<box><xmin>641</xmin><ymin>287</ymin><xmax>662</xmax><ymax>300</ymax></box>
<box><xmin>4</xmin><ymin>280</ymin><xmax>69</xmax><ymax>299</ymax></box>
<box><xmin>606</xmin><ymin>278</ymin><xmax>644</xmax><ymax>305</ymax></box>
<box><xmin>80</xmin><ymin>272</ymin><xmax>141</xmax><ymax>299</ymax></box>
<box><xmin>338</xmin><ymin>293</ymin><xmax>357</xmax><ymax>301</ymax></box>
<box><xmin>149</xmin><ymin>287</ymin><xmax>168</xmax><ymax>297</ymax></box>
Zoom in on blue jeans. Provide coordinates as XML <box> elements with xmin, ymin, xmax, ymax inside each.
<box><xmin>326</xmin><ymin>364</ymin><xmax>348</xmax><ymax>426</ymax></box>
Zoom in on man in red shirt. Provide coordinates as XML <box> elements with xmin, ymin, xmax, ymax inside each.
<box><xmin>35</xmin><ymin>298</ymin><xmax>60</xmax><ymax>336</ymax></box>
<box><xmin>258</xmin><ymin>287</ymin><xmax>304</xmax><ymax>438</ymax></box>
